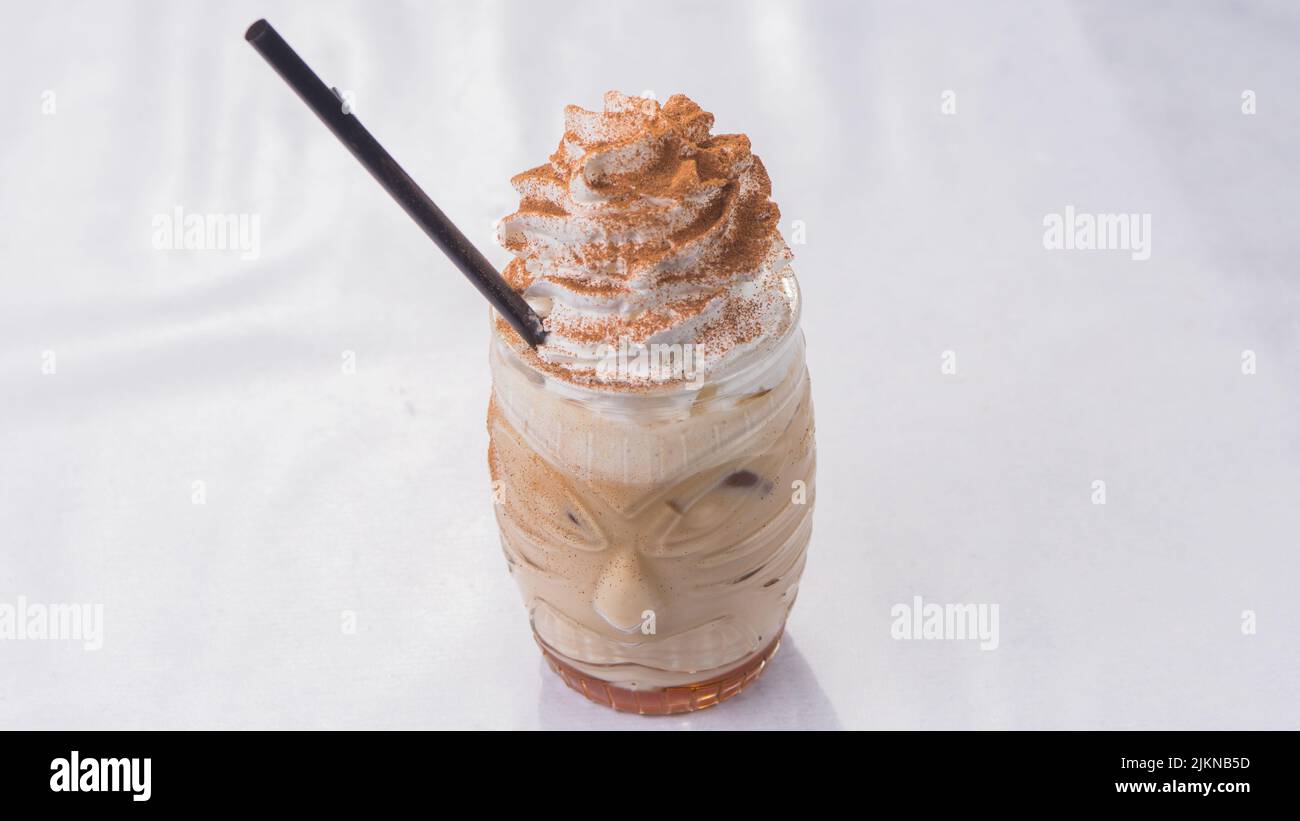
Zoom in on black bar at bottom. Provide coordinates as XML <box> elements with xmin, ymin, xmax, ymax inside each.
<box><xmin>1</xmin><ymin>730</ymin><xmax>1288</xmax><ymax>807</ymax></box>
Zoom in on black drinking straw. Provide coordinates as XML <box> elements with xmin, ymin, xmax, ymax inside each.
<box><xmin>244</xmin><ymin>19</ymin><xmax>546</xmax><ymax>347</ymax></box>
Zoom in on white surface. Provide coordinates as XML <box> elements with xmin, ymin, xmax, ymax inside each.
<box><xmin>2</xmin><ymin>0</ymin><xmax>1298</xmax><ymax>730</ymax></box>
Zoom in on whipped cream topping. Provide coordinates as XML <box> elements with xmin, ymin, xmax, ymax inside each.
<box><xmin>496</xmin><ymin>91</ymin><xmax>798</xmax><ymax>390</ymax></box>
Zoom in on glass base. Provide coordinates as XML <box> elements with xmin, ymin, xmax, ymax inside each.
<box><xmin>536</xmin><ymin>631</ymin><xmax>783</xmax><ymax>716</ymax></box>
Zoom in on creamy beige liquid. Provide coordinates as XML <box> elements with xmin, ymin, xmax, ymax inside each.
<box><xmin>487</xmin><ymin>329</ymin><xmax>816</xmax><ymax>704</ymax></box>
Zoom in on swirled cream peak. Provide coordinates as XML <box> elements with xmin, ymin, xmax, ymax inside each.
<box><xmin>496</xmin><ymin>91</ymin><xmax>798</xmax><ymax>389</ymax></box>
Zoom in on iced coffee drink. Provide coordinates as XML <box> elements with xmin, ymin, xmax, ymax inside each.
<box><xmin>488</xmin><ymin>92</ymin><xmax>815</xmax><ymax>714</ymax></box>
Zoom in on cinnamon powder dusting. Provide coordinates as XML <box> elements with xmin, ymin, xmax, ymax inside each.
<box><xmin>496</xmin><ymin>91</ymin><xmax>797</xmax><ymax>388</ymax></box>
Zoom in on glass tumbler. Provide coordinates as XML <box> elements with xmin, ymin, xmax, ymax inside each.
<box><xmin>487</xmin><ymin>322</ymin><xmax>816</xmax><ymax>714</ymax></box>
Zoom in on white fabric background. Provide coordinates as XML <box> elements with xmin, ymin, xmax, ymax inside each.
<box><xmin>1</xmin><ymin>0</ymin><xmax>1297</xmax><ymax>729</ymax></box>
